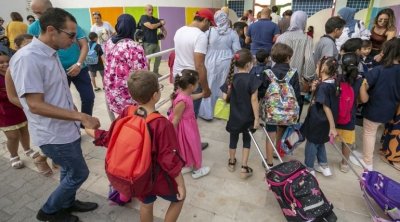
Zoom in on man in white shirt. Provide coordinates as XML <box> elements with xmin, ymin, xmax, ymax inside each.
<box><xmin>271</xmin><ymin>6</ymin><xmax>281</xmax><ymax>24</ymax></box>
<box><xmin>173</xmin><ymin>8</ymin><xmax>215</xmax><ymax>150</ymax></box>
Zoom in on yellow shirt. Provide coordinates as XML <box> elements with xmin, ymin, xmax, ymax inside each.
<box><xmin>6</xmin><ymin>21</ymin><xmax>28</xmax><ymax>50</ymax></box>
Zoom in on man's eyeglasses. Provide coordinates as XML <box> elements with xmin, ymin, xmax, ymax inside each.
<box><xmin>158</xmin><ymin>84</ymin><xmax>164</xmax><ymax>91</ymax></box>
<box><xmin>55</xmin><ymin>28</ymin><xmax>76</xmax><ymax>39</ymax></box>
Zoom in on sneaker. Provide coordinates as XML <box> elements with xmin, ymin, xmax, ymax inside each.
<box><xmin>181</xmin><ymin>167</ymin><xmax>193</xmax><ymax>174</ymax></box>
<box><xmin>201</xmin><ymin>142</ymin><xmax>209</xmax><ymax>150</ymax></box>
<box><xmin>339</xmin><ymin>163</ymin><xmax>349</xmax><ymax>173</ymax></box>
<box><xmin>94</xmin><ymin>87</ymin><xmax>101</xmax><ymax>92</ymax></box>
<box><xmin>309</xmin><ymin>170</ymin><xmax>316</xmax><ymax>177</ymax></box>
<box><xmin>349</xmin><ymin>155</ymin><xmax>373</xmax><ymax>170</ymax></box>
<box><xmin>314</xmin><ymin>165</ymin><xmax>332</xmax><ymax>177</ymax></box>
<box><xmin>191</xmin><ymin>166</ymin><xmax>210</xmax><ymax>179</ymax></box>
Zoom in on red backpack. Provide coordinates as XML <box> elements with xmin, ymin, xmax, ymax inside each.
<box><xmin>337</xmin><ymin>82</ymin><xmax>355</xmax><ymax>125</ymax></box>
<box><xmin>105</xmin><ymin>105</ymin><xmax>162</xmax><ymax>198</ymax></box>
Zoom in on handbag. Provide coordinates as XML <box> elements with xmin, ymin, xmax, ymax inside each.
<box><xmin>214</xmin><ymin>98</ymin><xmax>230</xmax><ymax>121</ymax></box>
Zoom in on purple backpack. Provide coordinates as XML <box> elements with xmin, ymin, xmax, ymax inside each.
<box><xmin>362</xmin><ymin>171</ymin><xmax>400</xmax><ymax>221</ymax></box>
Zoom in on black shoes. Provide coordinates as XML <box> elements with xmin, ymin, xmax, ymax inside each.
<box><xmin>201</xmin><ymin>142</ymin><xmax>209</xmax><ymax>150</ymax></box>
<box><xmin>66</xmin><ymin>200</ymin><xmax>98</xmax><ymax>212</ymax></box>
<box><xmin>36</xmin><ymin>209</ymin><xmax>79</xmax><ymax>222</ymax></box>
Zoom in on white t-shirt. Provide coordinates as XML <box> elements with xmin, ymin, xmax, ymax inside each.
<box><xmin>90</xmin><ymin>21</ymin><xmax>114</xmax><ymax>44</ymax></box>
<box><xmin>173</xmin><ymin>26</ymin><xmax>208</xmax><ymax>77</ymax></box>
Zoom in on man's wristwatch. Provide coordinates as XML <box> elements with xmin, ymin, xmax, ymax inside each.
<box><xmin>76</xmin><ymin>62</ymin><xmax>82</xmax><ymax>68</ymax></box>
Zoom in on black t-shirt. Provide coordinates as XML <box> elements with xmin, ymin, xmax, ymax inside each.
<box><xmin>221</xmin><ymin>73</ymin><xmax>262</xmax><ymax>133</ymax></box>
<box><xmin>87</xmin><ymin>41</ymin><xmax>104</xmax><ymax>72</ymax></box>
<box><xmin>301</xmin><ymin>80</ymin><xmax>338</xmax><ymax>144</ymax></box>
<box><xmin>337</xmin><ymin>76</ymin><xmax>363</xmax><ymax>130</ymax></box>
<box><xmin>363</xmin><ymin>64</ymin><xmax>400</xmax><ymax>123</ymax></box>
<box><xmin>139</xmin><ymin>15</ymin><xmax>160</xmax><ymax>44</ymax></box>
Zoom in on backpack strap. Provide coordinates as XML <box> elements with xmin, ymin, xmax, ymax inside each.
<box><xmin>89</xmin><ymin>42</ymin><xmax>97</xmax><ymax>51</ymax></box>
<box><xmin>284</xmin><ymin>68</ymin><xmax>297</xmax><ymax>82</ymax></box>
<box><xmin>264</xmin><ymin>69</ymin><xmax>277</xmax><ymax>82</ymax></box>
<box><xmin>146</xmin><ymin>112</ymin><xmax>163</xmax><ymax>123</ymax></box>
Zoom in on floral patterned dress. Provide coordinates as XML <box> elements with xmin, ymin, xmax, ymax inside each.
<box><xmin>104</xmin><ymin>38</ymin><xmax>148</xmax><ymax>115</ymax></box>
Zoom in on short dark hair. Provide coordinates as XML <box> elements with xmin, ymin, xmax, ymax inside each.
<box><xmin>88</xmin><ymin>32</ymin><xmax>98</xmax><ymax>41</ymax></box>
<box><xmin>272</xmin><ymin>6</ymin><xmax>278</xmax><ymax>13</ymax></box>
<box><xmin>39</xmin><ymin>8</ymin><xmax>77</xmax><ymax>33</ymax></box>
<box><xmin>256</xmin><ymin>49</ymin><xmax>269</xmax><ymax>63</ymax></box>
<box><xmin>233</xmin><ymin>21</ymin><xmax>248</xmax><ymax>31</ymax></box>
<box><xmin>10</xmin><ymin>12</ymin><xmax>23</xmax><ymax>22</ymax></box>
<box><xmin>194</xmin><ymin>16</ymin><xmax>206</xmax><ymax>23</ymax></box>
<box><xmin>26</xmin><ymin>15</ymin><xmax>35</xmax><ymax>21</ymax></box>
<box><xmin>283</xmin><ymin>10</ymin><xmax>293</xmax><ymax>17</ymax></box>
<box><xmin>325</xmin><ymin>16</ymin><xmax>346</xmax><ymax>34</ymax></box>
<box><xmin>128</xmin><ymin>70</ymin><xmax>159</xmax><ymax>104</ymax></box>
<box><xmin>14</xmin><ymin>34</ymin><xmax>33</xmax><ymax>48</ymax></box>
<box><xmin>341</xmin><ymin>38</ymin><xmax>362</xmax><ymax>53</ymax></box>
<box><xmin>271</xmin><ymin>43</ymin><xmax>293</xmax><ymax>63</ymax></box>
<box><xmin>361</xmin><ymin>40</ymin><xmax>372</xmax><ymax>48</ymax></box>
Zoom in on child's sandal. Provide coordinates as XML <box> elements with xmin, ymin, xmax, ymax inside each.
<box><xmin>10</xmin><ymin>156</ymin><xmax>24</xmax><ymax>169</ymax></box>
<box><xmin>24</xmin><ymin>149</ymin><xmax>40</xmax><ymax>159</ymax></box>
<box><xmin>240</xmin><ymin>165</ymin><xmax>253</xmax><ymax>179</ymax></box>
<box><xmin>227</xmin><ymin>158</ymin><xmax>237</xmax><ymax>172</ymax></box>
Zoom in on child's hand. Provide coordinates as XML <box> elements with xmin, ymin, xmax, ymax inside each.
<box><xmin>253</xmin><ymin>118</ymin><xmax>260</xmax><ymax>130</ymax></box>
<box><xmin>85</xmin><ymin>128</ymin><xmax>95</xmax><ymax>138</ymax></box>
<box><xmin>176</xmin><ymin>185</ymin><xmax>186</xmax><ymax>201</ymax></box>
<box><xmin>329</xmin><ymin>128</ymin><xmax>337</xmax><ymax>143</ymax></box>
<box><xmin>311</xmin><ymin>80</ymin><xmax>319</xmax><ymax>92</ymax></box>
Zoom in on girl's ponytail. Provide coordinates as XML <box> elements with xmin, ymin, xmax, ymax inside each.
<box><xmin>170</xmin><ymin>76</ymin><xmax>181</xmax><ymax>101</ymax></box>
<box><xmin>225</xmin><ymin>57</ymin><xmax>235</xmax><ymax>103</ymax></box>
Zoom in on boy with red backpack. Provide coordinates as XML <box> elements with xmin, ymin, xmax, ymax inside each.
<box><xmin>86</xmin><ymin>70</ymin><xmax>186</xmax><ymax>222</ymax></box>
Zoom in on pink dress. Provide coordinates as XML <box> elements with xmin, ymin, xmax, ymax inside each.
<box><xmin>168</xmin><ymin>92</ymin><xmax>202</xmax><ymax>169</ymax></box>
<box><xmin>104</xmin><ymin>38</ymin><xmax>148</xmax><ymax>115</ymax></box>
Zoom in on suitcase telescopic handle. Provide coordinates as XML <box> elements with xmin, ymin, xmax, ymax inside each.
<box><xmin>329</xmin><ymin>137</ymin><xmax>366</xmax><ymax>181</ymax></box>
<box><xmin>248</xmin><ymin>128</ymin><xmax>271</xmax><ymax>171</ymax></box>
<box><xmin>260</xmin><ymin>123</ymin><xmax>283</xmax><ymax>163</ymax></box>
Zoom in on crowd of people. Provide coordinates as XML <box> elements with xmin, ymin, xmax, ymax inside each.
<box><xmin>0</xmin><ymin>1</ymin><xmax>399</xmax><ymax>221</ymax></box>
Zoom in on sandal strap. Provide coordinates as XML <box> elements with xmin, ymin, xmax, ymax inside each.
<box><xmin>228</xmin><ymin>158</ymin><xmax>237</xmax><ymax>166</ymax></box>
<box><xmin>10</xmin><ymin>156</ymin><xmax>20</xmax><ymax>162</ymax></box>
<box><xmin>241</xmin><ymin>166</ymin><xmax>253</xmax><ymax>173</ymax></box>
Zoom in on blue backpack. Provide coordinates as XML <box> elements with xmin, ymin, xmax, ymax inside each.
<box><xmin>85</xmin><ymin>43</ymin><xmax>99</xmax><ymax>65</ymax></box>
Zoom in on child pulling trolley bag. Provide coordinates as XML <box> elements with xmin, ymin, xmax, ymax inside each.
<box><xmin>249</xmin><ymin>124</ymin><xmax>337</xmax><ymax>222</ymax></box>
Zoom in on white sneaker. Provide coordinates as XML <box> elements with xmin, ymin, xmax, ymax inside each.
<box><xmin>309</xmin><ymin>170</ymin><xmax>316</xmax><ymax>177</ymax></box>
<box><xmin>191</xmin><ymin>166</ymin><xmax>210</xmax><ymax>179</ymax></box>
<box><xmin>349</xmin><ymin>156</ymin><xmax>373</xmax><ymax>171</ymax></box>
<box><xmin>181</xmin><ymin>167</ymin><xmax>193</xmax><ymax>174</ymax></box>
<box><xmin>314</xmin><ymin>165</ymin><xmax>332</xmax><ymax>177</ymax></box>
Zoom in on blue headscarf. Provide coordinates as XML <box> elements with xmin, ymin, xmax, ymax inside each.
<box><xmin>112</xmin><ymin>14</ymin><xmax>136</xmax><ymax>44</ymax></box>
<box><xmin>338</xmin><ymin>7</ymin><xmax>358</xmax><ymax>35</ymax></box>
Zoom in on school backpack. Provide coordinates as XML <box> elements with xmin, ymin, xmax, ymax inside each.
<box><xmin>337</xmin><ymin>81</ymin><xmax>355</xmax><ymax>125</ymax></box>
<box><xmin>85</xmin><ymin>42</ymin><xmax>99</xmax><ymax>65</ymax></box>
<box><xmin>266</xmin><ymin>160</ymin><xmax>336</xmax><ymax>221</ymax></box>
<box><xmin>105</xmin><ymin>105</ymin><xmax>163</xmax><ymax>198</ymax></box>
<box><xmin>261</xmin><ymin>69</ymin><xmax>299</xmax><ymax>125</ymax></box>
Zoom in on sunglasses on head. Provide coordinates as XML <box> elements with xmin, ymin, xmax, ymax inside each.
<box><xmin>55</xmin><ymin>27</ymin><xmax>76</xmax><ymax>39</ymax></box>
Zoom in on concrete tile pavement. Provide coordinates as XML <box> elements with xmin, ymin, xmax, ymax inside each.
<box><xmin>1</xmin><ymin>61</ymin><xmax>400</xmax><ymax>221</ymax></box>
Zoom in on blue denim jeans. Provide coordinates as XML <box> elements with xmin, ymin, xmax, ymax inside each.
<box><xmin>304</xmin><ymin>141</ymin><xmax>328</xmax><ymax>170</ymax></box>
<box><xmin>67</xmin><ymin>67</ymin><xmax>95</xmax><ymax>116</ymax></box>
<box><xmin>193</xmin><ymin>86</ymin><xmax>202</xmax><ymax>118</ymax></box>
<box><xmin>39</xmin><ymin>138</ymin><xmax>89</xmax><ymax>214</ymax></box>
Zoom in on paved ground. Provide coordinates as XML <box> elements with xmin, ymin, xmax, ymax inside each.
<box><xmin>1</xmin><ymin>61</ymin><xmax>400</xmax><ymax>222</ymax></box>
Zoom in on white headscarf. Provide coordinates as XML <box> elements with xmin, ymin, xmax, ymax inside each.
<box><xmin>214</xmin><ymin>10</ymin><xmax>229</xmax><ymax>35</ymax></box>
<box><xmin>287</xmin><ymin>11</ymin><xmax>308</xmax><ymax>32</ymax></box>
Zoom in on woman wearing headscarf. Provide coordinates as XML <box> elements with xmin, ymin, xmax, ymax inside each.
<box><xmin>336</xmin><ymin>7</ymin><xmax>370</xmax><ymax>51</ymax></box>
<box><xmin>104</xmin><ymin>14</ymin><xmax>148</xmax><ymax>117</ymax></box>
<box><xmin>276</xmin><ymin>11</ymin><xmax>315</xmax><ymax>117</ymax></box>
<box><xmin>198</xmin><ymin>10</ymin><xmax>241</xmax><ymax>120</ymax></box>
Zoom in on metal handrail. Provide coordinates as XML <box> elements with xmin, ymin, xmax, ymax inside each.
<box><xmin>145</xmin><ymin>47</ymin><xmax>174</xmax><ymax>109</ymax></box>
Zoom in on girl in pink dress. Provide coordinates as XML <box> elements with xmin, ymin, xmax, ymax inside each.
<box><xmin>169</xmin><ymin>69</ymin><xmax>210</xmax><ymax>179</ymax></box>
